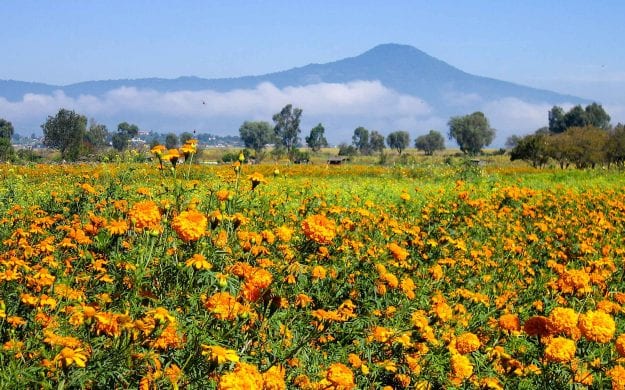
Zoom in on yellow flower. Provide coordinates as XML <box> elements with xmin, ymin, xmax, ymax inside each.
<box><xmin>201</xmin><ymin>345</ymin><xmax>239</xmax><ymax>364</ymax></box>
<box><xmin>326</xmin><ymin>363</ymin><xmax>356</xmax><ymax>389</ymax></box>
<box><xmin>302</xmin><ymin>214</ymin><xmax>336</xmax><ymax>245</ymax></box>
<box><xmin>262</xmin><ymin>365</ymin><xmax>286</xmax><ymax>390</ymax></box>
<box><xmin>55</xmin><ymin>347</ymin><xmax>88</xmax><ymax>368</ymax></box>
<box><xmin>106</xmin><ymin>219</ymin><xmax>129</xmax><ymax>235</ymax></box>
<box><xmin>218</xmin><ymin>362</ymin><xmax>263</xmax><ymax>390</ymax></box>
<box><xmin>547</xmin><ymin>307</ymin><xmax>579</xmax><ymax>338</ymax></box>
<box><xmin>387</xmin><ymin>243</ymin><xmax>409</xmax><ymax>261</ymax></box>
<box><xmin>450</xmin><ymin>353</ymin><xmax>473</xmax><ymax>381</ymax></box>
<box><xmin>544</xmin><ymin>337</ymin><xmax>576</xmax><ymax>363</ymax></box>
<box><xmin>172</xmin><ymin>210</ymin><xmax>207</xmax><ymax>242</ymax></box>
<box><xmin>578</xmin><ymin>310</ymin><xmax>615</xmax><ymax>343</ymax></box>
<box><xmin>129</xmin><ymin>201</ymin><xmax>161</xmax><ymax>231</ymax></box>
<box><xmin>204</xmin><ymin>292</ymin><xmax>243</xmax><ymax>321</ymax></box>
<box><xmin>185</xmin><ymin>253</ymin><xmax>212</xmax><ymax>270</ymax></box>
<box><xmin>248</xmin><ymin>172</ymin><xmax>267</xmax><ymax>190</ymax></box>
<box><xmin>455</xmin><ymin>332</ymin><xmax>481</xmax><ymax>354</ymax></box>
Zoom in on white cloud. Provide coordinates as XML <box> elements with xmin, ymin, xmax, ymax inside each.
<box><xmin>2</xmin><ymin>81</ymin><xmax>623</xmax><ymax>145</ymax></box>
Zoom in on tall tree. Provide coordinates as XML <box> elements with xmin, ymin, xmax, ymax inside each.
<box><xmin>448</xmin><ymin>112</ymin><xmax>496</xmax><ymax>155</ymax></box>
<box><xmin>585</xmin><ymin>102</ymin><xmax>611</xmax><ymax>130</ymax></box>
<box><xmin>42</xmin><ymin>108</ymin><xmax>87</xmax><ymax>161</ymax></box>
<box><xmin>548</xmin><ymin>106</ymin><xmax>566</xmax><ymax>133</ymax></box>
<box><xmin>0</xmin><ymin>118</ymin><xmax>15</xmax><ymax>161</ymax></box>
<box><xmin>386</xmin><ymin>131</ymin><xmax>410</xmax><ymax>155</ymax></box>
<box><xmin>369</xmin><ymin>130</ymin><xmax>386</xmax><ymax>154</ymax></box>
<box><xmin>84</xmin><ymin>119</ymin><xmax>109</xmax><ymax>153</ymax></box>
<box><xmin>239</xmin><ymin>121</ymin><xmax>274</xmax><ymax>156</ymax></box>
<box><xmin>0</xmin><ymin>118</ymin><xmax>14</xmax><ymax>140</ymax></box>
<box><xmin>272</xmin><ymin>104</ymin><xmax>302</xmax><ymax>160</ymax></box>
<box><xmin>305</xmin><ymin>123</ymin><xmax>328</xmax><ymax>152</ymax></box>
<box><xmin>112</xmin><ymin>122</ymin><xmax>140</xmax><ymax>151</ymax></box>
<box><xmin>352</xmin><ymin>127</ymin><xmax>370</xmax><ymax>155</ymax></box>
<box><xmin>415</xmin><ymin>130</ymin><xmax>445</xmax><ymax>155</ymax></box>
<box><xmin>165</xmin><ymin>133</ymin><xmax>179</xmax><ymax>149</ymax></box>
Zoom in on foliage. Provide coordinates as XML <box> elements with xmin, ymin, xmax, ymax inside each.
<box><xmin>84</xmin><ymin>119</ymin><xmax>109</xmax><ymax>154</ymax></box>
<box><xmin>305</xmin><ymin>123</ymin><xmax>329</xmax><ymax>152</ymax></box>
<box><xmin>386</xmin><ymin>131</ymin><xmax>410</xmax><ymax>155</ymax></box>
<box><xmin>415</xmin><ymin>130</ymin><xmax>445</xmax><ymax>155</ymax></box>
<box><xmin>165</xmin><ymin>132</ymin><xmax>179</xmax><ymax>149</ymax></box>
<box><xmin>510</xmin><ymin>133</ymin><xmax>550</xmax><ymax>168</ymax></box>
<box><xmin>0</xmin><ymin>118</ymin><xmax>14</xmax><ymax>140</ymax></box>
<box><xmin>272</xmin><ymin>104</ymin><xmax>302</xmax><ymax>161</ymax></box>
<box><xmin>547</xmin><ymin>126</ymin><xmax>608</xmax><ymax>168</ymax></box>
<box><xmin>239</xmin><ymin>121</ymin><xmax>274</xmax><ymax>157</ymax></box>
<box><xmin>549</xmin><ymin>103</ymin><xmax>611</xmax><ymax>133</ymax></box>
<box><xmin>369</xmin><ymin>130</ymin><xmax>386</xmax><ymax>154</ymax></box>
<box><xmin>352</xmin><ymin>126</ymin><xmax>370</xmax><ymax>155</ymax></box>
<box><xmin>41</xmin><ymin>108</ymin><xmax>88</xmax><ymax>161</ymax></box>
<box><xmin>338</xmin><ymin>143</ymin><xmax>358</xmax><ymax>156</ymax></box>
<box><xmin>448</xmin><ymin>111</ymin><xmax>495</xmax><ymax>155</ymax></box>
<box><xmin>112</xmin><ymin>122</ymin><xmax>140</xmax><ymax>151</ymax></box>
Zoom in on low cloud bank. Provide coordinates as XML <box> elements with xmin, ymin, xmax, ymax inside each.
<box><xmin>2</xmin><ymin>81</ymin><xmax>620</xmax><ymax>146</ymax></box>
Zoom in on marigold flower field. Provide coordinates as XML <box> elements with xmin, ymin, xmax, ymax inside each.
<box><xmin>2</xmin><ymin>152</ymin><xmax>625</xmax><ymax>388</ymax></box>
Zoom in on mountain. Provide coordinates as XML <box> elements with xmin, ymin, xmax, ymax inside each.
<box><xmin>0</xmin><ymin>43</ymin><xmax>589</xmax><ymax>143</ymax></box>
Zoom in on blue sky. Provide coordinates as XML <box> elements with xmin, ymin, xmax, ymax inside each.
<box><xmin>1</xmin><ymin>1</ymin><xmax>625</xmax><ymax>140</ymax></box>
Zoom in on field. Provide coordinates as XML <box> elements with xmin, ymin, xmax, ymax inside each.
<box><xmin>2</xmin><ymin>153</ymin><xmax>625</xmax><ymax>389</ymax></box>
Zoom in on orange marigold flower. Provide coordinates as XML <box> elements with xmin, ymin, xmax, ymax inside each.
<box><xmin>326</xmin><ymin>363</ymin><xmax>356</xmax><ymax>389</ymax></box>
<box><xmin>547</xmin><ymin>307</ymin><xmax>579</xmax><ymax>337</ymax></box>
<box><xmin>388</xmin><ymin>243</ymin><xmax>409</xmax><ymax>261</ymax></box>
<box><xmin>302</xmin><ymin>214</ymin><xmax>336</xmax><ymax>245</ymax></box>
<box><xmin>248</xmin><ymin>172</ymin><xmax>267</xmax><ymax>190</ymax></box>
<box><xmin>129</xmin><ymin>201</ymin><xmax>161</xmax><ymax>231</ymax></box>
<box><xmin>275</xmin><ymin>225</ymin><xmax>293</xmax><ymax>242</ymax></box>
<box><xmin>616</xmin><ymin>334</ymin><xmax>625</xmax><ymax>357</ymax></box>
<box><xmin>524</xmin><ymin>316</ymin><xmax>550</xmax><ymax>337</ymax></box>
<box><xmin>204</xmin><ymin>292</ymin><xmax>243</xmax><ymax>321</ymax></box>
<box><xmin>499</xmin><ymin>313</ymin><xmax>521</xmax><ymax>332</ymax></box>
<box><xmin>151</xmin><ymin>144</ymin><xmax>166</xmax><ymax>156</ymax></box>
<box><xmin>578</xmin><ymin>310</ymin><xmax>615</xmax><ymax>343</ymax></box>
<box><xmin>455</xmin><ymin>332</ymin><xmax>481</xmax><ymax>354</ymax></box>
<box><xmin>172</xmin><ymin>210</ymin><xmax>207</xmax><ymax>242</ymax></box>
<box><xmin>608</xmin><ymin>365</ymin><xmax>625</xmax><ymax>389</ymax></box>
<box><xmin>450</xmin><ymin>353</ymin><xmax>473</xmax><ymax>381</ymax></box>
<box><xmin>544</xmin><ymin>337</ymin><xmax>576</xmax><ymax>363</ymax></box>
<box><xmin>218</xmin><ymin>362</ymin><xmax>264</xmax><ymax>390</ymax></box>
<box><xmin>262</xmin><ymin>365</ymin><xmax>287</xmax><ymax>390</ymax></box>
<box><xmin>107</xmin><ymin>219</ymin><xmax>129</xmax><ymax>235</ymax></box>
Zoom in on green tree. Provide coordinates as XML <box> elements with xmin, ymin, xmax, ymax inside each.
<box><xmin>548</xmin><ymin>126</ymin><xmax>608</xmax><ymax>169</ymax></box>
<box><xmin>548</xmin><ymin>106</ymin><xmax>566</xmax><ymax>133</ymax></box>
<box><xmin>607</xmin><ymin>123</ymin><xmax>625</xmax><ymax>167</ymax></box>
<box><xmin>510</xmin><ymin>133</ymin><xmax>550</xmax><ymax>168</ymax></box>
<box><xmin>273</xmin><ymin>104</ymin><xmax>303</xmax><ymax>160</ymax></box>
<box><xmin>0</xmin><ymin>118</ymin><xmax>14</xmax><ymax>140</ymax></box>
<box><xmin>84</xmin><ymin>119</ymin><xmax>109</xmax><ymax>153</ymax></box>
<box><xmin>165</xmin><ymin>133</ymin><xmax>179</xmax><ymax>149</ymax></box>
<box><xmin>448</xmin><ymin>112</ymin><xmax>496</xmax><ymax>155</ymax></box>
<box><xmin>239</xmin><ymin>121</ymin><xmax>274</xmax><ymax>156</ymax></box>
<box><xmin>42</xmin><ymin>108</ymin><xmax>87</xmax><ymax>161</ymax></box>
<box><xmin>585</xmin><ymin>102</ymin><xmax>611</xmax><ymax>130</ymax></box>
<box><xmin>563</xmin><ymin>105</ymin><xmax>588</xmax><ymax>129</ymax></box>
<box><xmin>369</xmin><ymin>131</ymin><xmax>385</xmax><ymax>154</ymax></box>
<box><xmin>112</xmin><ymin>122</ymin><xmax>140</xmax><ymax>151</ymax></box>
<box><xmin>415</xmin><ymin>130</ymin><xmax>445</xmax><ymax>155</ymax></box>
<box><xmin>180</xmin><ymin>131</ymin><xmax>194</xmax><ymax>145</ymax></box>
<box><xmin>386</xmin><ymin>131</ymin><xmax>410</xmax><ymax>155</ymax></box>
<box><xmin>352</xmin><ymin>126</ymin><xmax>370</xmax><ymax>155</ymax></box>
<box><xmin>0</xmin><ymin>118</ymin><xmax>15</xmax><ymax>161</ymax></box>
<box><xmin>305</xmin><ymin>123</ymin><xmax>328</xmax><ymax>152</ymax></box>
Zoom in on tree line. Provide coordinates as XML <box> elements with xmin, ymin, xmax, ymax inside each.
<box><xmin>509</xmin><ymin>103</ymin><xmax>624</xmax><ymax>168</ymax></box>
<box><xmin>240</xmin><ymin>104</ymin><xmax>497</xmax><ymax>161</ymax></box>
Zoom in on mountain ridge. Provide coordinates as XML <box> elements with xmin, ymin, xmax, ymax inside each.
<box><xmin>1</xmin><ymin>43</ymin><xmax>586</xmax><ymax>104</ymax></box>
